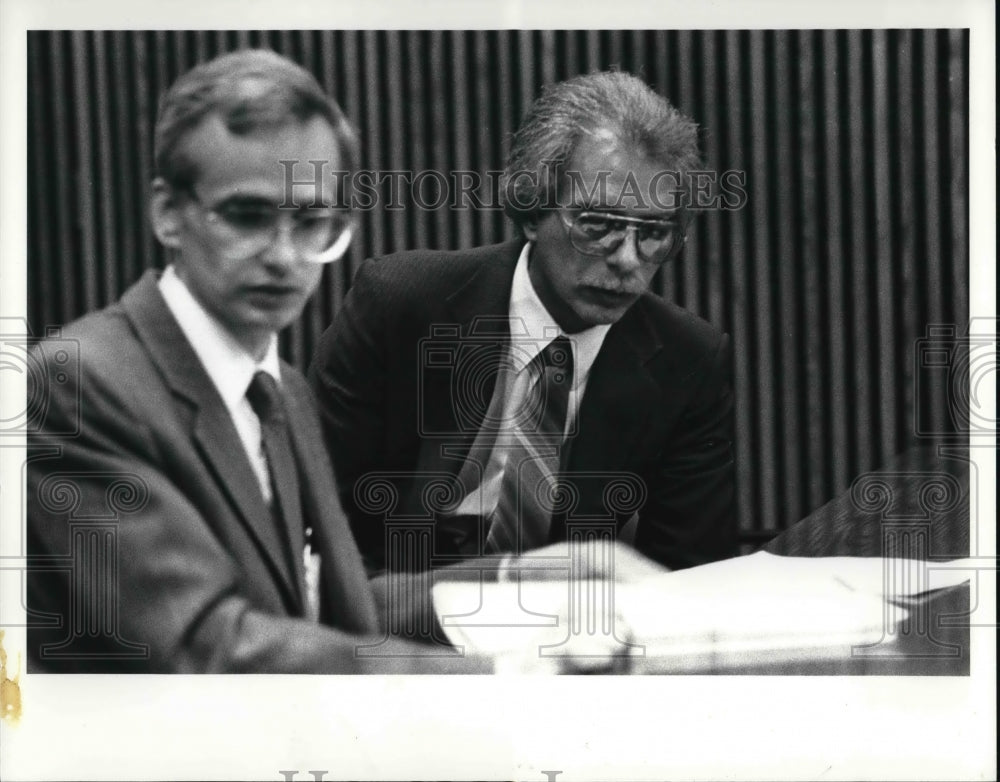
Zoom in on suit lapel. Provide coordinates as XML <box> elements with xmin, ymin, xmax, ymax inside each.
<box><xmin>120</xmin><ymin>272</ymin><xmax>301</xmax><ymax>609</ymax></box>
<box><xmin>444</xmin><ymin>242</ymin><xmax>522</xmax><ymax>325</ymax></box>
<box><xmin>566</xmin><ymin>300</ymin><xmax>662</xmax><ymax>476</ymax></box>
<box><xmin>191</xmin><ymin>412</ymin><xmax>301</xmax><ymax>607</ymax></box>
<box><xmin>414</xmin><ymin>243</ymin><xmax>522</xmax><ymax>479</ymax></box>
<box><xmin>283</xmin><ymin>374</ymin><xmax>379</xmax><ymax>633</ymax></box>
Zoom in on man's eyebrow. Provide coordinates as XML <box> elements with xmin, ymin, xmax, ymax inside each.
<box><xmin>217</xmin><ymin>195</ymin><xmax>339</xmax><ymax>210</ymax></box>
<box><xmin>215</xmin><ymin>194</ymin><xmax>275</xmax><ymax>208</ymax></box>
<box><xmin>571</xmin><ymin>202</ymin><xmax>627</xmax><ymax>214</ymax></box>
<box><xmin>577</xmin><ymin>206</ymin><xmax>681</xmax><ymax>223</ymax></box>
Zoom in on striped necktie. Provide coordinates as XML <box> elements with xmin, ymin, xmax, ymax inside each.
<box><xmin>485</xmin><ymin>335</ymin><xmax>573</xmax><ymax>554</ymax></box>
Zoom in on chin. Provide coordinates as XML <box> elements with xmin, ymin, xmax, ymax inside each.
<box><xmin>241</xmin><ymin>313</ymin><xmax>297</xmax><ymax>338</ymax></box>
<box><xmin>580</xmin><ymin>305</ymin><xmax>629</xmax><ymax>328</ymax></box>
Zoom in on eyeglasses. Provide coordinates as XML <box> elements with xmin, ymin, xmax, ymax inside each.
<box><xmin>183</xmin><ymin>188</ymin><xmax>354</xmax><ymax>264</ymax></box>
<box><xmin>558</xmin><ymin>210</ymin><xmax>685</xmax><ymax>264</ymax></box>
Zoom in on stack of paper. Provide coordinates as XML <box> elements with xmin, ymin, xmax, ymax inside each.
<box><xmin>432</xmin><ymin>552</ymin><xmax>973</xmax><ymax>672</ymax></box>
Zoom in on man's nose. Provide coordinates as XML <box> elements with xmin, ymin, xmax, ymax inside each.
<box><xmin>264</xmin><ymin>219</ymin><xmax>300</xmax><ymax>267</ymax></box>
<box><xmin>605</xmin><ymin>226</ymin><xmax>643</xmax><ymax>274</ymax></box>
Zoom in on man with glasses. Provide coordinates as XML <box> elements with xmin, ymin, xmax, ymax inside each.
<box><xmin>310</xmin><ymin>71</ymin><xmax>737</xmax><ymax>577</ymax></box>
<box><xmin>25</xmin><ymin>50</ymin><xmax>491</xmax><ymax>672</ymax></box>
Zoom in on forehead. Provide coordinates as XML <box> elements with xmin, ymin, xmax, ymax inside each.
<box><xmin>180</xmin><ymin>113</ymin><xmax>342</xmax><ymax>200</ymax></box>
<box><xmin>562</xmin><ymin>130</ymin><xmax>677</xmax><ymax>215</ymax></box>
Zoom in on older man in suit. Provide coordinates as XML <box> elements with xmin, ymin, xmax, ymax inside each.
<box><xmin>25</xmin><ymin>49</ymin><xmax>492</xmax><ymax>673</ymax></box>
<box><xmin>310</xmin><ymin>72</ymin><xmax>737</xmax><ymax>576</ymax></box>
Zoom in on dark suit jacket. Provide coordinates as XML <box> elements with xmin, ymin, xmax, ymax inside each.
<box><xmin>309</xmin><ymin>241</ymin><xmax>737</xmax><ymax>572</ymax></box>
<box><xmin>26</xmin><ymin>270</ymin><xmax>469</xmax><ymax>673</ymax></box>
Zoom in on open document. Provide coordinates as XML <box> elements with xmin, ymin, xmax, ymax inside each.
<box><xmin>432</xmin><ymin>552</ymin><xmax>974</xmax><ymax>673</ymax></box>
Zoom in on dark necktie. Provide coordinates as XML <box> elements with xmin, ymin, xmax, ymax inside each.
<box><xmin>246</xmin><ymin>371</ymin><xmax>305</xmax><ymax>589</ymax></box>
<box><xmin>485</xmin><ymin>335</ymin><xmax>573</xmax><ymax>554</ymax></box>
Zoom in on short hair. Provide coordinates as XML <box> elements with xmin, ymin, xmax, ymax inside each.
<box><xmin>154</xmin><ymin>49</ymin><xmax>359</xmax><ymax>190</ymax></box>
<box><xmin>501</xmin><ymin>71</ymin><xmax>702</xmax><ymax>230</ymax></box>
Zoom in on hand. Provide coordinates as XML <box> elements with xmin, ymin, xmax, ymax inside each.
<box><xmin>505</xmin><ymin>538</ymin><xmax>668</xmax><ymax>583</ymax></box>
<box><xmin>497</xmin><ymin>540</ymin><xmax>656</xmax><ymax>673</ymax></box>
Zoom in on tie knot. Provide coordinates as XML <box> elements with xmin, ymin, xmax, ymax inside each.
<box><xmin>246</xmin><ymin>371</ymin><xmax>285</xmax><ymax>424</ymax></box>
<box><xmin>537</xmin><ymin>335</ymin><xmax>573</xmax><ymax>383</ymax></box>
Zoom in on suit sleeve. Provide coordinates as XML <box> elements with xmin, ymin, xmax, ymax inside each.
<box><xmin>633</xmin><ymin>333</ymin><xmax>738</xmax><ymax>569</ymax></box>
<box><xmin>26</xmin><ymin>341</ymin><xmax>485</xmax><ymax>673</ymax></box>
<box><xmin>308</xmin><ymin>259</ymin><xmax>393</xmax><ymax>571</ymax></box>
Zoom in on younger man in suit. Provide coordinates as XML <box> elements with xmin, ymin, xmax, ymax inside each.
<box><xmin>310</xmin><ymin>72</ymin><xmax>737</xmax><ymax>575</ymax></box>
<box><xmin>25</xmin><ymin>49</ymin><xmax>487</xmax><ymax>672</ymax></box>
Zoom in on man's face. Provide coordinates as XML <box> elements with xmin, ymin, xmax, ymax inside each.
<box><xmin>525</xmin><ymin>132</ymin><xmax>681</xmax><ymax>333</ymax></box>
<box><xmin>154</xmin><ymin>114</ymin><xmax>341</xmax><ymax>357</ymax></box>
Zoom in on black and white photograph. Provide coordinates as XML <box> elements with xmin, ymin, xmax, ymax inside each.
<box><xmin>0</xmin><ymin>1</ymin><xmax>995</xmax><ymax>780</ymax></box>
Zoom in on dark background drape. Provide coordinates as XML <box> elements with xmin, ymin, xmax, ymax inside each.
<box><xmin>26</xmin><ymin>29</ymin><xmax>969</xmax><ymax>547</ymax></box>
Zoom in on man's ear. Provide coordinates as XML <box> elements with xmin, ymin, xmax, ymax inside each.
<box><xmin>150</xmin><ymin>178</ymin><xmax>183</xmax><ymax>249</ymax></box>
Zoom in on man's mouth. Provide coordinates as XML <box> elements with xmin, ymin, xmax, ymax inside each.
<box><xmin>244</xmin><ymin>284</ymin><xmax>304</xmax><ymax>302</ymax></box>
<box><xmin>583</xmin><ymin>286</ymin><xmax>637</xmax><ymax>305</ymax></box>
<box><xmin>247</xmin><ymin>283</ymin><xmax>301</xmax><ymax>294</ymax></box>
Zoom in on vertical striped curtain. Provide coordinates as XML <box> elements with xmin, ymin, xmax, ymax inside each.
<box><xmin>26</xmin><ymin>29</ymin><xmax>969</xmax><ymax>544</ymax></box>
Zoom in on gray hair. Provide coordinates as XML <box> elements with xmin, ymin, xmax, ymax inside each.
<box><xmin>501</xmin><ymin>71</ymin><xmax>702</xmax><ymax>231</ymax></box>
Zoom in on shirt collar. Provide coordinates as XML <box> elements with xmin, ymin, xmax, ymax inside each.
<box><xmin>158</xmin><ymin>264</ymin><xmax>281</xmax><ymax>409</ymax></box>
<box><xmin>509</xmin><ymin>242</ymin><xmax>611</xmax><ymax>385</ymax></box>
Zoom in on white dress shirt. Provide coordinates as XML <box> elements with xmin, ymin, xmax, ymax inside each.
<box><xmin>159</xmin><ymin>266</ymin><xmax>322</xmax><ymax>621</ymax></box>
<box><xmin>453</xmin><ymin>243</ymin><xmax>612</xmax><ymax>517</ymax></box>
<box><xmin>158</xmin><ymin>265</ymin><xmax>282</xmax><ymax>504</ymax></box>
